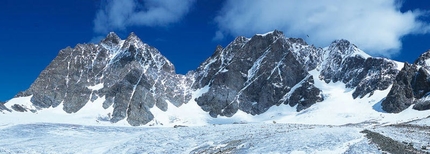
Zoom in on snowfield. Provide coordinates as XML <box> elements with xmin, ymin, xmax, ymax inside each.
<box><xmin>1</xmin><ymin>94</ymin><xmax>430</xmax><ymax>153</ymax></box>
<box><xmin>0</xmin><ymin>123</ymin><xmax>383</xmax><ymax>154</ymax></box>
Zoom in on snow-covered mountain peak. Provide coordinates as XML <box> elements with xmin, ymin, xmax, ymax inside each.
<box><xmin>252</xmin><ymin>30</ymin><xmax>285</xmax><ymax>45</ymax></box>
<box><xmin>256</xmin><ymin>29</ymin><xmax>284</xmax><ymax>38</ymax></box>
<box><xmin>231</xmin><ymin>36</ymin><xmax>250</xmax><ymax>46</ymax></box>
<box><xmin>326</xmin><ymin>39</ymin><xmax>370</xmax><ymax>59</ymax></box>
<box><xmin>330</xmin><ymin>39</ymin><xmax>352</xmax><ymax>48</ymax></box>
<box><xmin>101</xmin><ymin>32</ymin><xmax>121</xmax><ymax>46</ymax></box>
<box><xmin>123</xmin><ymin>32</ymin><xmax>143</xmax><ymax>46</ymax></box>
<box><xmin>99</xmin><ymin>32</ymin><xmax>175</xmax><ymax>74</ymax></box>
<box><xmin>121</xmin><ymin>32</ymin><xmax>147</xmax><ymax>48</ymax></box>
<box><xmin>414</xmin><ymin>49</ymin><xmax>430</xmax><ymax>67</ymax></box>
<box><xmin>287</xmin><ymin>38</ymin><xmax>308</xmax><ymax>45</ymax></box>
<box><xmin>100</xmin><ymin>32</ymin><xmax>145</xmax><ymax>52</ymax></box>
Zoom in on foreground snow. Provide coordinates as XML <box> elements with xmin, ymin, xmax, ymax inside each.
<box><xmin>0</xmin><ymin>123</ymin><xmax>381</xmax><ymax>153</ymax></box>
<box><xmin>369</xmin><ymin>117</ymin><xmax>430</xmax><ymax>153</ymax></box>
<box><xmin>2</xmin><ymin>118</ymin><xmax>430</xmax><ymax>153</ymax></box>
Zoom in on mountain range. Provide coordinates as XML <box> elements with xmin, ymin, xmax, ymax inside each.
<box><xmin>2</xmin><ymin>30</ymin><xmax>430</xmax><ymax>126</ymax></box>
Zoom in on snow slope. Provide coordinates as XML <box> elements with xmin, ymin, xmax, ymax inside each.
<box><xmin>272</xmin><ymin>70</ymin><xmax>430</xmax><ymax>125</ymax></box>
<box><xmin>1</xmin><ymin>96</ymin><xmax>129</xmax><ymax>128</ymax></box>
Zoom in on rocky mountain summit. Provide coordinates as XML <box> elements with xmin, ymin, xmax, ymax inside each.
<box><xmin>3</xmin><ymin>30</ymin><xmax>430</xmax><ymax>126</ymax></box>
<box><xmin>12</xmin><ymin>32</ymin><xmax>192</xmax><ymax>126</ymax></box>
<box><xmin>193</xmin><ymin>31</ymin><xmax>323</xmax><ymax>117</ymax></box>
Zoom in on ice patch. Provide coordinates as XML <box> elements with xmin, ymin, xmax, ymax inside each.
<box><xmin>351</xmin><ymin>48</ymin><xmax>371</xmax><ymax>59</ymax></box>
<box><xmin>87</xmin><ymin>83</ymin><xmax>104</xmax><ymax>91</ymax></box>
<box><xmin>394</xmin><ymin>61</ymin><xmax>405</xmax><ymax>71</ymax></box>
<box><xmin>425</xmin><ymin>59</ymin><xmax>430</xmax><ymax>66</ymax></box>
<box><xmin>256</xmin><ymin>31</ymin><xmax>275</xmax><ymax>37</ymax></box>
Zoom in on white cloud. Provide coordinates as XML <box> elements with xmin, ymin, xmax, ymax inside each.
<box><xmin>89</xmin><ymin>35</ymin><xmax>105</xmax><ymax>44</ymax></box>
<box><xmin>93</xmin><ymin>0</ymin><xmax>195</xmax><ymax>34</ymax></box>
<box><xmin>215</xmin><ymin>0</ymin><xmax>430</xmax><ymax>57</ymax></box>
<box><xmin>212</xmin><ymin>31</ymin><xmax>225</xmax><ymax>41</ymax></box>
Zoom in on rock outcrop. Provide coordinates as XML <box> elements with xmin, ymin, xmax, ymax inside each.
<box><xmin>411</xmin><ymin>50</ymin><xmax>430</xmax><ymax>111</ymax></box>
<box><xmin>0</xmin><ymin>103</ymin><xmax>11</xmax><ymax>112</ymax></box>
<box><xmin>381</xmin><ymin>63</ymin><xmax>417</xmax><ymax>113</ymax></box>
<box><xmin>381</xmin><ymin>50</ymin><xmax>430</xmax><ymax>113</ymax></box>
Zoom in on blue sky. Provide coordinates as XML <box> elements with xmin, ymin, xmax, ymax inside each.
<box><xmin>1</xmin><ymin>0</ymin><xmax>430</xmax><ymax>102</ymax></box>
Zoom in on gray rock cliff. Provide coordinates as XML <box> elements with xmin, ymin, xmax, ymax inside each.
<box><xmin>382</xmin><ymin>50</ymin><xmax>430</xmax><ymax>113</ymax></box>
<box><xmin>381</xmin><ymin>63</ymin><xmax>417</xmax><ymax>113</ymax></box>
<box><xmin>193</xmin><ymin>30</ymin><xmax>323</xmax><ymax>117</ymax></box>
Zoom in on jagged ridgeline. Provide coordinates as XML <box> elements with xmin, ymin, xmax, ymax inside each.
<box><xmin>5</xmin><ymin>30</ymin><xmax>430</xmax><ymax>126</ymax></box>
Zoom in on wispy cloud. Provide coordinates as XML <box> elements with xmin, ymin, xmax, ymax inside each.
<box><xmin>93</xmin><ymin>0</ymin><xmax>195</xmax><ymax>34</ymax></box>
<box><xmin>214</xmin><ymin>0</ymin><xmax>430</xmax><ymax>57</ymax></box>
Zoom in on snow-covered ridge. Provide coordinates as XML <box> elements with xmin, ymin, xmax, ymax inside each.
<box><xmin>256</xmin><ymin>31</ymin><xmax>275</xmax><ymax>37</ymax></box>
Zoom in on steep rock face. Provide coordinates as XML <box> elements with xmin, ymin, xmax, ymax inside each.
<box><xmin>193</xmin><ymin>30</ymin><xmax>323</xmax><ymax>117</ymax></box>
<box><xmin>413</xmin><ymin>100</ymin><xmax>430</xmax><ymax>111</ymax></box>
<box><xmin>412</xmin><ymin>50</ymin><xmax>430</xmax><ymax>111</ymax></box>
<box><xmin>286</xmin><ymin>38</ymin><xmax>323</xmax><ymax>71</ymax></box>
<box><xmin>348</xmin><ymin>58</ymin><xmax>399</xmax><ymax>98</ymax></box>
<box><xmin>412</xmin><ymin>67</ymin><xmax>430</xmax><ymax>98</ymax></box>
<box><xmin>412</xmin><ymin>67</ymin><xmax>430</xmax><ymax>111</ymax></box>
<box><xmin>290</xmin><ymin>39</ymin><xmax>400</xmax><ymax>99</ymax></box>
<box><xmin>382</xmin><ymin>50</ymin><xmax>430</xmax><ymax>113</ymax></box>
<box><xmin>17</xmin><ymin>32</ymin><xmax>192</xmax><ymax>126</ymax></box>
<box><xmin>381</xmin><ymin>63</ymin><xmax>417</xmax><ymax>113</ymax></box>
